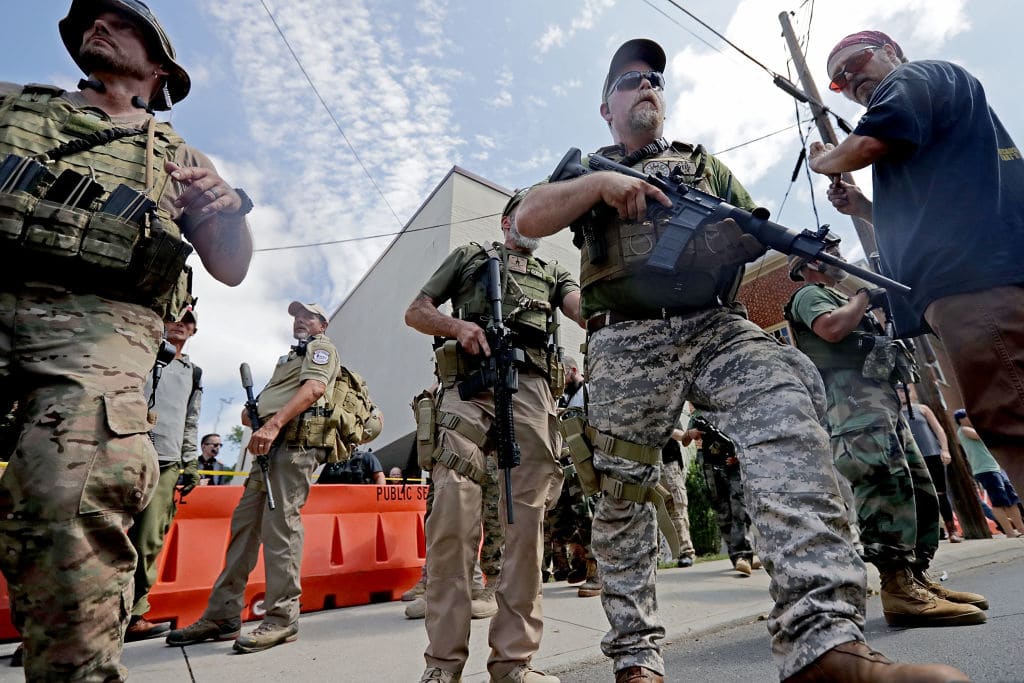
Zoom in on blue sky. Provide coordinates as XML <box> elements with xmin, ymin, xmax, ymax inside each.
<box><xmin>7</xmin><ymin>0</ymin><xmax>1021</xmax><ymax>465</ymax></box>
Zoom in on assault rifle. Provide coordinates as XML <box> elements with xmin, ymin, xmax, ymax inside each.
<box><xmin>550</xmin><ymin>148</ymin><xmax>911</xmax><ymax>294</ymax></box>
<box><xmin>691</xmin><ymin>415</ymin><xmax>737</xmax><ymax>469</ymax></box>
<box><xmin>457</xmin><ymin>256</ymin><xmax>524</xmax><ymax>523</ymax></box>
<box><xmin>240</xmin><ymin>363</ymin><xmax>276</xmax><ymax>511</ymax></box>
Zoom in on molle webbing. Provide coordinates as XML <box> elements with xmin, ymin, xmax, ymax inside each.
<box><xmin>435</xmin><ymin>448</ymin><xmax>485</xmax><ymax>484</ymax></box>
<box><xmin>585</xmin><ymin>426</ymin><xmax>661</xmax><ymax>465</ymax></box>
<box><xmin>437</xmin><ymin>411</ymin><xmax>489</xmax><ymax>448</ymax></box>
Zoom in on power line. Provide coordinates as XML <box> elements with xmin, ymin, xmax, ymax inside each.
<box><xmin>711</xmin><ymin>118</ymin><xmax>813</xmax><ymax>156</ymax></box>
<box><xmin>258</xmin><ymin>0</ymin><xmax>403</xmax><ymax>228</ymax></box>
<box><xmin>253</xmin><ymin>212</ymin><xmax>503</xmax><ymax>253</ymax></box>
<box><xmin>640</xmin><ymin>0</ymin><xmax>725</xmax><ymax>57</ymax></box>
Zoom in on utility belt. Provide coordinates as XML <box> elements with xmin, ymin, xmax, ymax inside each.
<box><xmin>557</xmin><ymin>407</ymin><xmax>681</xmax><ymax>557</ymax></box>
<box><xmin>433</xmin><ymin>337</ymin><xmax>563</xmax><ymax>398</ymax></box>
<box><xmin>0</xmin><ymin>153</ymin><xmax>192</xmax><ymax>317</ymax></box>
<box><xmin>585</xmin><ymin>304</ymin><xmax>717</xmax><ymax>335</ymax></box>
<box><xmin>280</xmin><ymin>406</ymin><xmax>333</xmax><ymax>461</ymax></box>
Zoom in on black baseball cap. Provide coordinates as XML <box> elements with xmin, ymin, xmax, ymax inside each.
<box><xmin>603</xmin><ymin>38</ymin><xmax>667</xmax><ymax>102</ymax></box>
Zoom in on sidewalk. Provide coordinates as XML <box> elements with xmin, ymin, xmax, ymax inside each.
<box><xmin>2</xmin><ymin>537</ymin><xmax>1022</xmax><ymax>682</ymax></box>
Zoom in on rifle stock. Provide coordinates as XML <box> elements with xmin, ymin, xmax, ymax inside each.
<box><xmin>549</xmin><ymin>147</ymin><xmax>911</xmax><ymax>295</ymax></box>
<box><xmin>240</xmin><ymin>362</ymin><xmax>276</xmax><ymax>511</ymax></box>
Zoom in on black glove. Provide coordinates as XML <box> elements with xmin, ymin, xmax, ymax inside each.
<box><xmin>857</xmin><ymin>287</ymin><xmax>888</xmax><ymax>310</ymax></box>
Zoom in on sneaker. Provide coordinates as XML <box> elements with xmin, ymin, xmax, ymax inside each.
<box><xmin>405</xmin><ymin>597</ymin><xmax>427</xmax><ymax>619</ymax></box>
<box><xmin>421</xmin><ymin>667</ymin><xmax>462</xmax><ymax>682</ymax></box>
<box><xmin>491</xmin><ymin>664</ymin><xmax>560</xmax><ymax>682</ymax></box>
<box><xmin>402</xmin><ymin>576</ymin><xmax>427</xmax><ymax>601</ymax></box>
<box><xmin>166</xmin><ymin>617</ymin><xmax>241</xmax><ymax>646</ymax></box>
<box><xmin>125</xmin><ymin>615</ymin><xmax>171</xmax><ymax>642</ymax></box>
<box><xmin>471</xmin><ymin>586</ymin><xmax>498</xmax><ymax>619</ymax></box>
<box><xmin>232</xmin><ymin>621</ymin><xmax>298</xmax><ymax>654</ymax></box>
<box><xmin>677</xmin><ymin>555</ymin><xmax>694</xmax><ymax>568</ymax></box>
<box><xmin>734</xmin><ymin>558</ymin><xmax>752</xmax><ymax>576</ymax></box>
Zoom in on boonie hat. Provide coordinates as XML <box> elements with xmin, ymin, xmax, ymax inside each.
<box><xmin>288</xmin><ymin>301</ymin><xmax>330</xmax><ymax>323</ymax></box>
<box><xmin>60</xmin><ymin>0</ymin><xmax>191</xmax><ymax>111</ymax></box>
<box><xmin>603</xmin><ymin>38</ymin><xmax>666</xmax><ymax>102</ymax></box>
<box><xmin>169</xmin><ymin>304</ymin><xmax>198</xmax><ymax>328</ymax></box>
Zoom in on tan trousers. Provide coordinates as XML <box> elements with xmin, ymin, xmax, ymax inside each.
<box><xmin>424</xmin><ymin>371</ymin><xmax>563</xmax><ymax>678</ymax></box>
<box><xmin>659</xmin><ymin>459</ymin><xmax>694</xmax><ymax>558</ymax></box>
<box><xmin>203</xmin><ymin>441</ymin><xmax>321</xmax><ymax>626</ymax></box>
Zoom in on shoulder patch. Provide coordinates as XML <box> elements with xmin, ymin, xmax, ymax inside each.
<box><xmin>311</xmin><ymin>349</ymin><xmax>331</xmax><ymax>365</ymax></box>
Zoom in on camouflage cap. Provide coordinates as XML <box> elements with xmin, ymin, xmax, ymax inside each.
<box><xmin>168</xmin><ymin>303</ymin><xmax>197</xmax><ymax>328</ymax></box>
<box><xmin>502</xmin><ymin>188</ymin><xmax>529</xmax><ymax>219</ymax></box>
<box><xmin>603</xmin><ymin>38</ymin><xmax>666</xmax><ymax>103</ymax></box>
<box><xmin>288</xmin><ymin>301</ymin><xmax>330</xmax><ymax>323</ymax></box>
<box><xmin>60</xmin><ymin>0</ymin><xmax>191</xmax><ymax>111</ymax></box>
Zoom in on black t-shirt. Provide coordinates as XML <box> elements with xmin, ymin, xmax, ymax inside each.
<box><xmin>854</xmin><ymin>60</ymin><xmax>1024</xmax><ymax>336</ymax></box>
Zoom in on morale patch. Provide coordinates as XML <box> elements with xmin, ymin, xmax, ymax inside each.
<box><xmin>312</xmin><ymin>349</ymin><xmax>331</xmax><ymax>365</ymax></box>
<box><xmin>508</xmin><ymin>254</ymin><xmax>528</xmax><ymax>274</ymax></box>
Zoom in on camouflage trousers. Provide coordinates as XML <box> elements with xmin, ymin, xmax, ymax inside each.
<box><xmin>587</xmin><ymin>308</ymin><xmax>866</xmax><ymax>678</ymax></box>
<box><xmin>0</xmin><ymin>286</ymin><xmax>163</xmax><ymax>682</ymax></box>
<box><xmin>822</xmin><ymin>370</ymin><xmax>939</xmax><ymax>568</ymax></box>
<box><xmin>203</xmin><ymin>441</ymin><xmax>323</xmax><ymax>626</ymax></box>
<box><xmin>701</xmin><ymin>460</ymin><xmax>754</xmax><ymax>564</ymax></box>
<box><xmin>423</xmin><ymin>372</ymin><xmax>563</xmax><ymax>679</ymax></box>
<box><xmin>658</xmin><ymin>459</ymin><xmax>694</xmax><ymax>558</ymax></box>
<box><xmin>543</xmin><ymin>475</ymin><xmax>594</xmax><ymax>573</ymax></box>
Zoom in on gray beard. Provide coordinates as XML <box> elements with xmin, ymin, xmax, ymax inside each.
<box><xmin>509</xmin><ymin>222</ymin><xmax>540</xmax><ymax>252</ymax></box>
<box><xmin>629</xmin><ymin>107</ymin><xmax>662</xmax><ymax>133</ymax></box>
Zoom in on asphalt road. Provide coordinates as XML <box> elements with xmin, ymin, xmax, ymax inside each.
<box><xmin>554</xmin><ymin>554</ymin><xmax>1024</xmax><ymax>683</ymax></box>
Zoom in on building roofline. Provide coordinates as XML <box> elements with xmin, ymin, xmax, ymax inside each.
<box><xmin>327</xmin><ymin>166</ymin><xmax>513</xmax><ymax>319</ymax></box>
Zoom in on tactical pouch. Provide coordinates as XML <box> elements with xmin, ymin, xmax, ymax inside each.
<box><xmin>22</xmin><ymin>199</ymin><xmax>89</xmax><ymax>256</ymax></box>
<box><xmin>558</xmin><ymin>410</ymin><xmax>600</xmax><ymax>496</ymax></box>
<box><xmin>547</xmin><ymin>350</ymin><xmax>566</xmax><ymax>399</ymax></box>
<box><xmin>0</xmin><ymin>191</ymin><xmax>36</xmax><ymax>241</ymax></box>
<box><xmin>434</xmin><ymin>340</ymin><xmax>462</xmax><ymax>388</ymax></box>
<box><xmin>129</xmin><ymin>215</ymin><xmax>193</xmax><ymax>298</ymax></box>
<box><xmin>415</xmin><ymin>395</ymin><xmax>437</xmax><ymax>470</ymax></box>
<box><xmin>80</xmin><ymin>212</ymin><xmax>140</xmax><ymax>270</ymax></box>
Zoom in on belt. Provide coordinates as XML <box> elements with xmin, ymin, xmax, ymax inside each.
<box><xmin>585</xmin><ymin>306</ymin><xmax>709</xmax><ymax>334</ymax></box>
<box><xmin>301</xmin><ymin>406</ymin><xmax>331</xmax><ymax>418</ymax></box>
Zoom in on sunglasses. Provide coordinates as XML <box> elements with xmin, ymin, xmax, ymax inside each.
<box><xmin>204</xmin><ymin>443</ymin><xmax>222</xmax><ymax>449</ymax></box>
<box><xmin>829</xmin><ymin>47</ymin><xmax>879</xmax><ymax>92</ymax></box>
<box><xmin>607</xmin><ymin>70</ymin><xmax>665</xmax><ymax>97</ymax></box>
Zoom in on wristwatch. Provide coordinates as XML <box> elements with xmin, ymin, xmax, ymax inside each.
<box><xmin>230</xmin><ymin>188</ymin><xmax>254</xmax><ymax>216</ymax></box>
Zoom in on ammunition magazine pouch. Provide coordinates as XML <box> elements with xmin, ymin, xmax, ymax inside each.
<box><xmin>415</xmin><ymin>395</ymin><xmax>438</xmax><ymax>470</ymax></box>
<box><xmin>434</xmin><ymin>339</ymin><xmax>470</xmax><ymax>388</ymax></box>
<box><xmin>548</xmin><ymin>347</ymin><xmax>566</xmax><ymax>399</ymax></box>
<box><xmin>282</xmin><ymin>405</ymin><xmax>332</xmax><ymax>458</ymax></box>
<box><xmin>434</xmin><ymin>447</ymin><xmax>485</xmax><ymax>485</ymax></box>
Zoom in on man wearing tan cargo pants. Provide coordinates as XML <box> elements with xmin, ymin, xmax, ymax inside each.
<box><xmin>404</xmin><ymin>189</ymin><xmax>582</xmax><ymax>683</ymax></box>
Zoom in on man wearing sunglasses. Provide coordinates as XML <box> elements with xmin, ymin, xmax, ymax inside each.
<box><xmin>809</xmin><ymin>30</ymin><xmax>1024</xmax><ymax>501</ymax></box>
<box><xmin>516</xmin><ymin>37</ymin><xmax>968</xmax><ymax>683</ymax></box>
<box><xmin>198</xmin><ymin>434</ymin><xmax>230</xmax><ymax>486</ymax></box>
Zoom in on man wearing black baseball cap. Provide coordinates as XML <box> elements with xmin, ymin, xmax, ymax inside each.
<box><xmin>516</xmin><ymin>38</ymin><xmax>968</xmax><ymax>683</ymax></box>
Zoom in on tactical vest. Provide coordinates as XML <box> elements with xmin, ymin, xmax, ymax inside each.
<box><xmin>574</xmin><ymin>141</ymin><xmax>760</xmax><ymax>308</ymax></box>
<box><xmin>0</xmin><ymin>84</ymin><xmax>193</xmax><ymax>316</ymax></box>
<box><xmin>783</xmin><ymin>284</ymin><xmax>878</xmax><ymax>370</ymax></box>
<box><xmin>452</xmin><ymin>242</ymin><xmax>557</xmax><ymax>344</ymax></box>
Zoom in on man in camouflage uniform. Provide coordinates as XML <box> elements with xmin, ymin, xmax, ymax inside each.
<box><xmin>517</xmin><ymin>37</ymin><xmax>969</xmax><ymax>683</ymax></box>
<box><xmin>405</xmin><ymin>190</ymin><xmax>582</xmax><ymax>683</ymax></box>
<box><xmin>167</xmin><ymin>302</ymin><xmax>339</xmax><ymax>653</ymax></box>
<box><xmin>0</xmin><ymin>1</ymin><xmax>253</xmax><ymax>679</ymax></box>
<box><xmin>785</xmin><ymin>243</ymin><xmax>987</xmax><ymax>627</ymax></box>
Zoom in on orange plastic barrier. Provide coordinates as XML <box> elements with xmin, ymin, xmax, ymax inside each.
<box><xmin>0</xmin><ymin>484</ymin><xmax>427</xmax><ymax>641</ymax></box>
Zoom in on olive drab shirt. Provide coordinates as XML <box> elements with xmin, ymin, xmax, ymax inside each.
<box><xmin>785</xmin><ymin>284</ymin><xmax>879</xmax><ymax>371</ymax></box>
<box><xmin>577</xmin><ymin>141</ymin><xmax>762</xmax><ymax>318</ymax></box>
<box><xmin>420</xmin><ymin>241</ymin><xmax>579</xmax><ymax>371</ymax></box>
<box><xmin>257</xmin><ymin>333</ymin><xmax>340</xmax><ymax>420</ymax></box>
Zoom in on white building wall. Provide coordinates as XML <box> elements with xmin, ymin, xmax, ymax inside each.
<box><xmin>327</xmin><ymin>167</ymin><xmax>584</xmax><ymax>468</ymax></box>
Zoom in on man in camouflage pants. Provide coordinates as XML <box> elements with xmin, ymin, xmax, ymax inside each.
<box><xmin>0</xmin><ymin>1</ymin><xmax>252</xmax><ymax>680</ymax></box>
<box><xmin>517</xmin><ymin>37</ymin><xmax>969</xmax><ymax>683</ymax></box>
<box><xmin>785</xmin><ymin>243</ymin><xmax>987</xmax><ymax>627</ymax></box>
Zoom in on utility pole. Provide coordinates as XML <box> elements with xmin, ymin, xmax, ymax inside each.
<box><xmin>778</xmin><ymin>12</ymin><xmax>990</xmax><ymax>540</ymax></box>
<box><xmin>778</xmin><ymin>12</ymin><xmax>876</xmax><ymax>257</ymax></box>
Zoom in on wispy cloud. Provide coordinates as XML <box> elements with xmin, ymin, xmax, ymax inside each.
<box><xmin>536</xmin><ymin>0</ymin><xmax>616</xmax><ymax>54</ymax></box>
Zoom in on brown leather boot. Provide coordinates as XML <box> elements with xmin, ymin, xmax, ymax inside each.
<box><xmin>913</xmin><ymin>568</ymin><xmax>989</xmax><ymax>610</ymax></box>
<box><xmin>783</xmin><ymin>641</ymin><xmax>970</xmax><ymax>682</ymax></box>
<box><xmin>944</xmin><ymin>520</ymin><xmax>963</xmax><ymax>543</ymax></box>
<box><xmin>577</xmin><ymin>559</ymin><xmax>602</xmax><ymax>598</ymax></box>
<box><xmin>614</xmin><ymin>666</ymin><xmax>663</xmax><ymax>683</ymax></box>
<box><xmin>879</xmin><ymin>565</ymin><xmax>986</xmax><ymax>627</ymax></box>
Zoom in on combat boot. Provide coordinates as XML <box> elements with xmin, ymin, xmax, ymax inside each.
<box><xmin>490</xmin><ymin>665</ymin><xmax>560</xmax><ymax>682</ymax></box>
<box><xmin>232</xmin><ymin>621</ymin><xmax>298</xmax><ymax>653</ymax></box>
<box><xmin>421</xmin><ymin>666</ymin><xmax>462</xmax><ymax>682</ymax></box>
<box><xmin>879</xmin><ymin>565</ymin><xmax>986</xmax><ymax>627</ymax></box>
<box><xmin>405</xmin><ymin>596</ymin><xmax>427</xmax><ymax>619</ymax></box>
<box><xmin>402</xmin><ymin>574</ymin><xmax>427</xmax><ymax>601</ymax></box>
<box><xmin>734</xmin><ymin>557</ymin><xmax>752</xmax><ymax>576</ymax></box>
<box><xmin>166</xmin><ymin>616</ymin><xmax>241</xmax><ymax>646</ymax></box>
<box><xmin>471</xmin><ymin>585</ymin><xmax>498</xmax><ymax>619</ymax></box>
<box><xmin>913</xmin><ymin>568</ymin><xmax>989</xmax><ymax>610</ymax></box>
<box><xmin>783</xmin><ymin>640</ymin><xmax>970</xmax><ymax>682</ymax></box>
<box><xmin>577</xmin><ymin>559</ymin><xmax>601</xmax><ymax>597</ymax></box>
<box><xmin>615</xmin><ymin>666</ymin><xmax>664</xmax><ymax>683</ymax></box>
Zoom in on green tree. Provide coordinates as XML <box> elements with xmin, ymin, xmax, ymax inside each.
<box><xmin>224</xmin><ymin>424</ymin><xmax>244</xmax><ymax>469</ymax></box>
<box><xmin>686</xmin><ymin>457</ymin><xmax>721</xmax><ymax>556</ymax></box>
